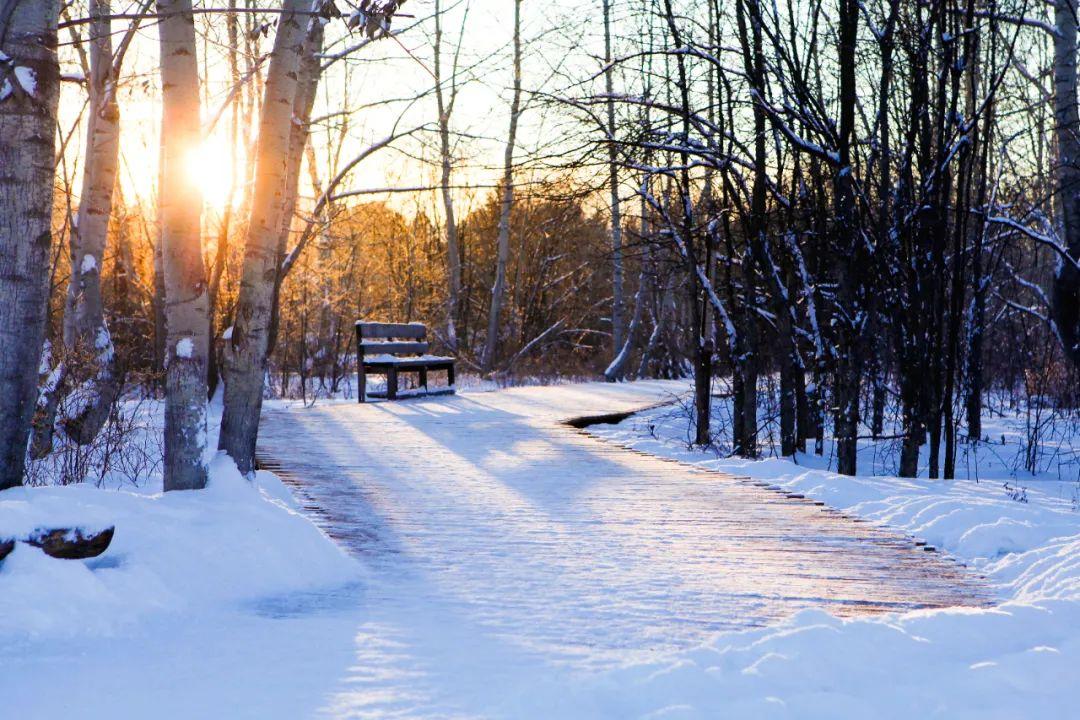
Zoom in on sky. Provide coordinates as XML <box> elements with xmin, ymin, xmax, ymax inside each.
<box><xmin>56</xmin><ymin>0</ymin><xmax>612</xmax><ymax>227</ymax></box>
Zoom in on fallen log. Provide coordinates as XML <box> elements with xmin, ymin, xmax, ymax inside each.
<box><xmin>0</xmin><ymin>539</ymin><xmax>13</xmax><ymax>562</ymax></box>
<box><xmin>25</xmin><ymin>526</ymin><xmax>115</xmax><ymax>559</ymax></box>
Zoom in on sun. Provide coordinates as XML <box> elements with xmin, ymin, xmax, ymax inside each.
<box><xmin>185</xmin><ymin>134</ymin><xmax>241</xmax><ymax>210</ymax></box>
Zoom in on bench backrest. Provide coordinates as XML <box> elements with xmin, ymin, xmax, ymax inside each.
<box><xmin>356</xmin><ymin>322</ymin><xmax>428</xmax><ymax>356</ymax></box>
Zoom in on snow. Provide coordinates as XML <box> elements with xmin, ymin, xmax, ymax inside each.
<box><xmin>175</xmin><ymin>337</ymin><xmax>194</xmax><ymax>358</ymax></box>
<box><xmin>0</xmin><ymin>455</ymin><xmax>357</xmax><ymax>637</ymax></box>
<box><xmin>37</xmin><ymin>340</ymin><xmax>53</xmax><ymax>376</ymax></box>
<box><xmin>581</xmin><ymin>394</ymin><xmax>1080</xmax><ymax>718</ymax></box>
<box><xmin>13</xmin><ymin>65</ymin><xmax>36</xmax><ymax>97</ymax></box>
<box><xmin>80</xmin><ymin>254</ymin><xmax>97</xmax><ymax>274</ymax></box>
<box><xmin>2</xmin><ymin>400</ymin><xmax>362</xmax><ymax>717</ymax></box>
<box><xmin>362</xmin><ymin>352</ymin><xmax>454</xmax><ymax>363</ymax></box>
<box><xmin>1</xmin><ymin>61</ymin><xmax>37</xmax><ymax>101</ymax></box>
<box><xmin>94</xmin><ymin>324</ymin><xmax>111</xmax><ymax>352</ymax></box>
<box><xmin>5</xmin><ymin>380</ymin><xmax>1080</xmax><ymax>718</ymax></box>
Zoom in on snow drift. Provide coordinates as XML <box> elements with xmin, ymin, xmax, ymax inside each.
<box><xmin>0</xmin><ymin>452</ymin><xmax>360</xmax><ymax>638</ymax></box>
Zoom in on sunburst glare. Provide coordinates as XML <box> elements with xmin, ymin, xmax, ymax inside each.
<box><xmin>186</xmin><ymin>134</ymin><xmax>241</xmax><ymax>210</ymax></box>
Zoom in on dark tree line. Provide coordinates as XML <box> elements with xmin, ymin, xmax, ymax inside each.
<box><xmin>568</xmin><ymin>0</ymin><xmax>1080</xmax><ymax>477</ymax></box>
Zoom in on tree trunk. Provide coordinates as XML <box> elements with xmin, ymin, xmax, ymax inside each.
<box><xmin>871</xmin><ymin>370</ymin><xmax>886</xmax><ymax>438</ymax></box>
<box><xmin>693</xmin><ymin>224</ymin><xmax>715</xmax><ymax>447</ymax></box>
<box><xmin>158</xmin><ymin>0</ymin><xmax>209</xmax><ymax>491</ymax></box>
<box><xmin>603</xmin><ymin>0</ymin><xmax>625</xmax><ymax>361</ymax></box>
<box><xmin>966</xmin><ymin>134</ymin><xmax>992</xmax><ymax>442</ymax></box>
<box><xmin>1053</xmin><ymin>0</ymin><xmax>1080</xmax><ymax>381</ymax></box>
<box><xmin>480</xmin><ymin>0</ymin><xmax>522</xmax><ymax>374</ymax></box>
<box><xmin>219</xmin><ymin>0</ymin><xmax>311</xmax><ymax>475</ymax></box>
<box><xmin>899</xmin><ymin>409</ymin><xmax>923</xmax><ymax>478</ymax></box>
<box><xmin>60</xmin><ymin>0</ymin><xmax>123</xmax><ymax>444</ymax></box>
<box><xmin>736</xmin><ymin>0</ymin><xmax>787</xmax><ymax>455</ymax></box>
<box><xmin>605</xmin><ymin>265</ymin><xmax>645</xmax><ymax>381</ymax></box>
<box><xmin>794</xmin><ymin>353</ymin><xmax>809</xmax><ymax>453</ymax></box>
<box><xmin>267</xmin><ymin>16</ymin><xmax>323</xmax><ymax>357</ymax></box>
<box><xmin>206</xmin><ymin>0</ymin><xmax>241</xmax><ymax>400</ymax></box>
<box><xmin>832</xmin><ymin>0</ymin><xmax>861</xmax><ymax>476</ymax></box>
<box><xmin>870</xmin><ymin>0</ymin><xmax>898</xmax><ymax>445</ymax></box>
<box><xmin>942</xmin><ymin>1</ymin><xmax>981</xmax><ymax>480</ymax></box>
<box><xmin>0</xmin><ymin>0</ymin><xmax>61</xmax><ymax>490</ymax></box>
<box><xmin>152</xmin><ymin>221</ymin><xmax>167</xmax><ymax>388</ymax></box>
<box><xmin>434</xmin><ymin>0</ymin><xmax>462</xmax><ymax>350</ymax></box>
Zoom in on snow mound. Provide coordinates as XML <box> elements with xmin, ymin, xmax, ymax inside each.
<box><xmin>0</xmin><ymin>452</ymin><xmax>361</xmax><ymax>639</ymax></box>
<box><xmin>561</xmin><ymin>603</ymin><xmax>1080</xmax><ymax>720</ymax></box>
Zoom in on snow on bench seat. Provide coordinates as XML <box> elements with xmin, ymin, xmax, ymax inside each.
<box><xmin>361</xmin><ymin>354</ymin><xmax>455</xmax><ymax>366</ymax></box>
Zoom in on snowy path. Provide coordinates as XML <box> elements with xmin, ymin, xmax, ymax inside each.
<box><xmin>257</xmin><ymin>381</ymin><xmax>990</xmax><ymax>716</ymax></box>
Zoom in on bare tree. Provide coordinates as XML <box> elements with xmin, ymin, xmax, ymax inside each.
<box><xmin>0</xmin><ymin>0</ymin><xmax>61</xmax><ymax>489</ymax></box>
<box><xmin>603</xmin><ymin>0</ymin><xmax>624</xmax><ymax>366</ymax></box>
<box><xmin>434</xmin><ymin>0</ymin><xmax>467</xmax><ymax>350</ymax></box>
<box><xmin>481</xmin><ymin>0</ymin><xmax>523</xmax><ymax>373</ymax></box>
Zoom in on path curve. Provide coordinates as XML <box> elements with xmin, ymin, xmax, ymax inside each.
<box><xmin>256</xmin><ymin>381</ymin><xmax>989</xmax><ymax>710</ymax></box>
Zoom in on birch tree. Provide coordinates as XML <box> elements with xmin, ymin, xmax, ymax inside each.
<box><xmin>219</xmin><ymin>0</ymin><xmax>318</xmax><ymax>475</ymax></box>
<box><xmin>267</xmin><ymin>14</ymin><xmax>324</xmax><ymax>357</ymax></box>
<box><xmin>0</xmin><ymin>0</ymin><xmax>61</xmax><ymax>489</ymax></box>
<box><xmin>56</xmin><ymin>0</ymin><xmax>126</xmax><ymax>444</ymax></box>
<box><xmin>158</xmin><ymin>0</ymin><xmax>210</xmax><ymax>490</ymax></box>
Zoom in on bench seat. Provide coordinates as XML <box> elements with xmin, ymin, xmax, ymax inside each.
<box><xmin>356</xmin><ymin>321</ymin><xmax>456</xmax><ymax>402</ymax></box>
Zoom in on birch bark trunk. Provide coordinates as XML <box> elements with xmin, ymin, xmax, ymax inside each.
<box><xmin>158</xmin><ymin>0</ymin><xmax>210</xmax><ymax>490</ymax></box>
<box><xmin>0</xmin><ymin>0</ymin><xmax>61</xmax><ymax>489</ymax></box>
<box><xmin>60</xmin><ymin>0</ymin><xmax>123</xmax><ymax>444</ymax></box>
<box><xmin>267</xmin><ymin>15</ymin><xmax>323</xmax><ymax>357</ymax></box>
<box><xmin>219</xmin><ymin>0</ymin><xmax>311</xmax><ymax>474</ymax></box>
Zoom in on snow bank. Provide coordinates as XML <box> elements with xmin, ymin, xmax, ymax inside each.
<box><xmin>547</xmin><ymin>603</ymin><xmax>1080</xmax><ymax>720</ymax></box>
<box><xmin>0</xmin><ymin>452</ymin><xmax>360</xmax><ymax>639</ymax></box>
<box><xmin>576</xmin><ymin>402</ymin><xmax>1080</xmax><ymax>718</ymax></box>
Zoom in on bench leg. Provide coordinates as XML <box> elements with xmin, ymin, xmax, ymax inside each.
<box><xmin>447</xmin><ymin>363</ymin><xmax>455</xmax><ymax>388</ymax></box>
<box><xmin>358</xmin><ymin>364</ymin><xmax>367</xmax><ymax>403</ymax></box>
<box><xmin>387</xmin><ymin>367</ymin><xmax>399</xmax><ymax>400</ymax></box>
<box><xmin>419</xmin><ymin>368</ymin><xmax>428</xmax><ymax>392</ymax></box>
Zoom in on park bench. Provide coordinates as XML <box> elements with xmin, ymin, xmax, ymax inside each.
<box><xmin>355</xmin><ymin>321</ymin><xmax>456</xmax><ymax>402</ymax></box>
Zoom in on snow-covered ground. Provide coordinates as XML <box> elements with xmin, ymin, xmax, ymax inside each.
<box><xmin>4</xmin><ymin>380</ymin><xmax>1080</xmax><ymax>718</ymax></box>
<box><xmin>1</xmin><ymin>402</ymin><xmax>366</xmax><ymax>718</ymax></box>
<box><xmin>585</xmin><ymin>393</ymin><xmax>1080</xmax><ymax>718</ymax></box>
